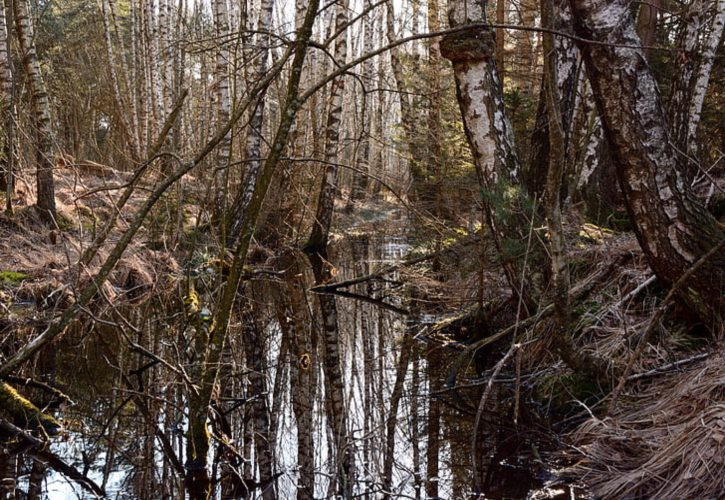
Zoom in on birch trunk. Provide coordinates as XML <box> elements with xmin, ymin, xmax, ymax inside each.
<box><xmin>441</xmin><ymin>0</ymin><xmax>537</xmax><ymax>308</ymax></box>
<box><xmin>213</xmin><ymin>0</ymin><xmax>231</xmax><ymax>210</ymax></box>
<box><xmin>304</xmin><ymin>4</ymin><xmax>353</xmax><ymax>493</ymax></box>
<box><xmin>349</xmin><ymin>0</ymin><xmax>375</xmax><ymax>204</ymax></box>
<box><xmin>241</xmin><ymin>307</ymin><xmax>276</xmax><ymax>499</ymax></box>
<box><xmin>0</xmin><ymin>0</ymin><xmax>14</xmax><ymax>202</ymax></box>
<box><xmin>386</xmin><ymin>1</ymin><xmax>428</xmax><ymax>197</ymax></box>
<box><xmin>668</xmin><ymin>0</ymin><xmax>725</xmax><ymax>179</ymax></box>
<box><xmin>227</xmin><ymin>0</ymin><xmax>274</xmax><ymax>246</ymax></box>
<box><xmin>14</xmin><ymin>0</ymin><xmax>56</xmax><ymax>220</ymax></box>
<box><xmin>275</xmin><ymin>251</ymin><xmax>316</xmax><ymax>500</ymax></box>
<box><xmin>307</xmin><ymin>0</ymin><xmax>348</xmax><ymax>250</ymax></box>
<box><xmin>99</xmin><ymin>0</ymin><xmax>140</xmax><ymax>162</ymax></box>
<box><xmin>381</xmin><ymin>334</ymin><xmax>412</xmax><ymax>499</ymax></box>
<box><xmin>184</xmin><ymin>2</ymin><xmax>321</xmax><ymax>495</ymax></box>
<box><xmin>526</xmin><ymin>0</ymin><xmax>580</xmax><ymax>198</ymax></box>
<box><xmin>570</xmin><ymin>0</ymin><xmax>725</xmax><ymax>328</ymax></box>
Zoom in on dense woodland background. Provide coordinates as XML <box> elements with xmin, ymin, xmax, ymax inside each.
<box><xmin>0</xmin><ymin>0</ymin><xmax>724</xmax><ymax>498</ymax></box>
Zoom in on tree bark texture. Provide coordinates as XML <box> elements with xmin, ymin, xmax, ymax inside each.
<box><xmin>308</xmin><ymin>0</ymin><xmax>349</xmax><ymax>250</ymax></box>
<box><xmin>441</xmin><ymin>0</ymin><xmax>539</xmax><ymax>308</ymax></box>
<box><xmin>227</xmin><ymin>0</ymin><xmax>274</xmax><ymax>246</ymax></box>
<box><xmin>667</xmin><ymin>0</ymin><xmax>725</xmax><ymax>179</ymax></box>
<box><xmin>274</xmin><ymin>250</ymin><xmax>316</xmax><ymax>500</ymax></box>
<box><xmin>571</xmin><ymin>0</ymin><xmax>725</xmax><ymax>328</ymax></box>
<box><xmin>14</xmin><ymin>0</ymin><xmax>56</xmax><ymax>219</ymax></box>
<box><xmin>526</xmin><ymin>0</ymin><xmax>580</xmax><ymax>199</ymax></box>
<box><xmin>0</xmin><ymin>0</ymin><xmax>14</xmax><ymax>200</ymax></box>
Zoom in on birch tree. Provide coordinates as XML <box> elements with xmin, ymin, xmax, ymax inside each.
<box><xmin>305</xmin><ymin>0</ymin><xmax>353</xmax><ymax>494</ymax></box>
<box><xmin>226</xmin><ymin>0</ymin><xmax>274</xmax><ymax>246</ymax></box>
<box><xmin>14</xmin><ymin>0</ymin><xmax>56</xmax><ymax>220</ymax></box>
<box><xmin>440</xmin><ymin>0</ymin><xmax>536</xmax><ymax>308</ymax></box>
<box><xmin>0</xmin><ymin>0</ymin><xmax>13</xmax><ymax>203</ymax></box>
<box><xmin>570</xmin><ymin>0</ymin><xmax>725</xmax><ymax>328</ymax></box>
<box><xmin>668</xmin><ymin>0</ymin><xmax>725</xmax><ymax>180</ymax></box>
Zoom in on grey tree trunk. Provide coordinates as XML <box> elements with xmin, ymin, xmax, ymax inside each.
<box><xmin>242</xmin><ymin>307</ymin><xmax>276</xmax><ymax>499</ymax></box>
<box><xmin>526</xmin><ymin>0</ymin><xmax>580</xmax><ymax>199</ymax></box>
<box><xmin>441</xmin><ymin>0</ymin><xmax>539</xmax><ymax>310</ymax></box>
<box><xmin>275</xmin><ymin>251</ymin><xmax>316</xmax><ymax>500</ymax></box>
<box><xmin>307</xmin><ymin>0</ymin><xmax>349</xmax><ymax>250</ymax></box>
<box><xmin>570</xmin><ymin>0</ymin><xmax>725</xmax><ymax>329</ymax></box>
<box><xmin>381</xmin><ymin>334</ymin><xmax>412</xmax><ymax>499</ymax></box>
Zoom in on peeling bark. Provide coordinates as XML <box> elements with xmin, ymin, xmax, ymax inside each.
<box><xmin>442</xmin><ymin>0</ymin><xmax>538</xmax><ymax>309</ymax></box>
<box><xmin>571</xmin><ymin>0</ymin><xmax>725</xmax><ymax>328</ymax></box>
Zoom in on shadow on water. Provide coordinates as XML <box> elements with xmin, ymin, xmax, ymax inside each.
<box><xmin>1</xmin><ymin>206</ymin><xmax>589</xmax><ymax>499</ymax></box>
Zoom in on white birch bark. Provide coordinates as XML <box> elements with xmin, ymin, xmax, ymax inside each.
<box><xmin>14</xmin><ymin>0</ymin><xmax>56</xmax><ymax>218</ymax></box>
<box><xmin>571</xmin><ymin>0</ymin><xmax>725</xmax><ymax>326</ymax></box>
<box><xmin>668</xmin><ymin>0</ymin><xmax>725</xmax><ymax>176</ymax></box>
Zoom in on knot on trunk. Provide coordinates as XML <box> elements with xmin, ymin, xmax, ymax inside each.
<box><xmin>440</xmin><ymin>27</ymin><xmax>494</xmax><ymax>63</ymax></box>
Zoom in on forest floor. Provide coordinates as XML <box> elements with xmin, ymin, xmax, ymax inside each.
<box><xmin>1</xmin><ymin>165</ymin><xmax>724</xmax><ymax>499</ymax></box>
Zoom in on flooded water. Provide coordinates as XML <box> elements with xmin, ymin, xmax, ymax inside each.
<box><xmin>1</xmin><ymin>208</ymin><xmax>586</xmax><ymax>499</ymax></box>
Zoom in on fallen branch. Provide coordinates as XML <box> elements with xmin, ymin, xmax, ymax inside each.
<box><xmin>310</xmin><ymin>232</ymin><xmax>481</xmax><ymax>293</ymax></box>
<box><xmin>627</xmin><ymin>352</ymin><xmax>712</xmax><ymax>381</ymax></box>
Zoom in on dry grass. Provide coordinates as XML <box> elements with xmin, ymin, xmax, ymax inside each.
<box><xmin>570</xmin><ymin>352</ymin><xmax>725</xmax><ymax>499</ymax></box>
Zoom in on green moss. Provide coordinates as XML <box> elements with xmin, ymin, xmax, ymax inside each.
<box><xmin>0</xmin><ymin>382</ymin><xmax>62</xmax><ymax>435</ymax></box>
<box><xmin>0</xmin><ymin>271</ymin><xmax>29</xmax><ymax>285</ymax></box>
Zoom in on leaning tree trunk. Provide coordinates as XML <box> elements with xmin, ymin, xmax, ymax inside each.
<box><xmin>14</xmin><ymin>0</ymin><xmax>56</xmax><ymax>220</ymax></box>
<box><xmin>570</xmin><ymin>0</ymin><xmax>725</xmax><ymax>329</ymax></box>
<box><xmin>441</xmin><ymin>0</ymin><xmax>540</xmax><ymax>311</ymax></box>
